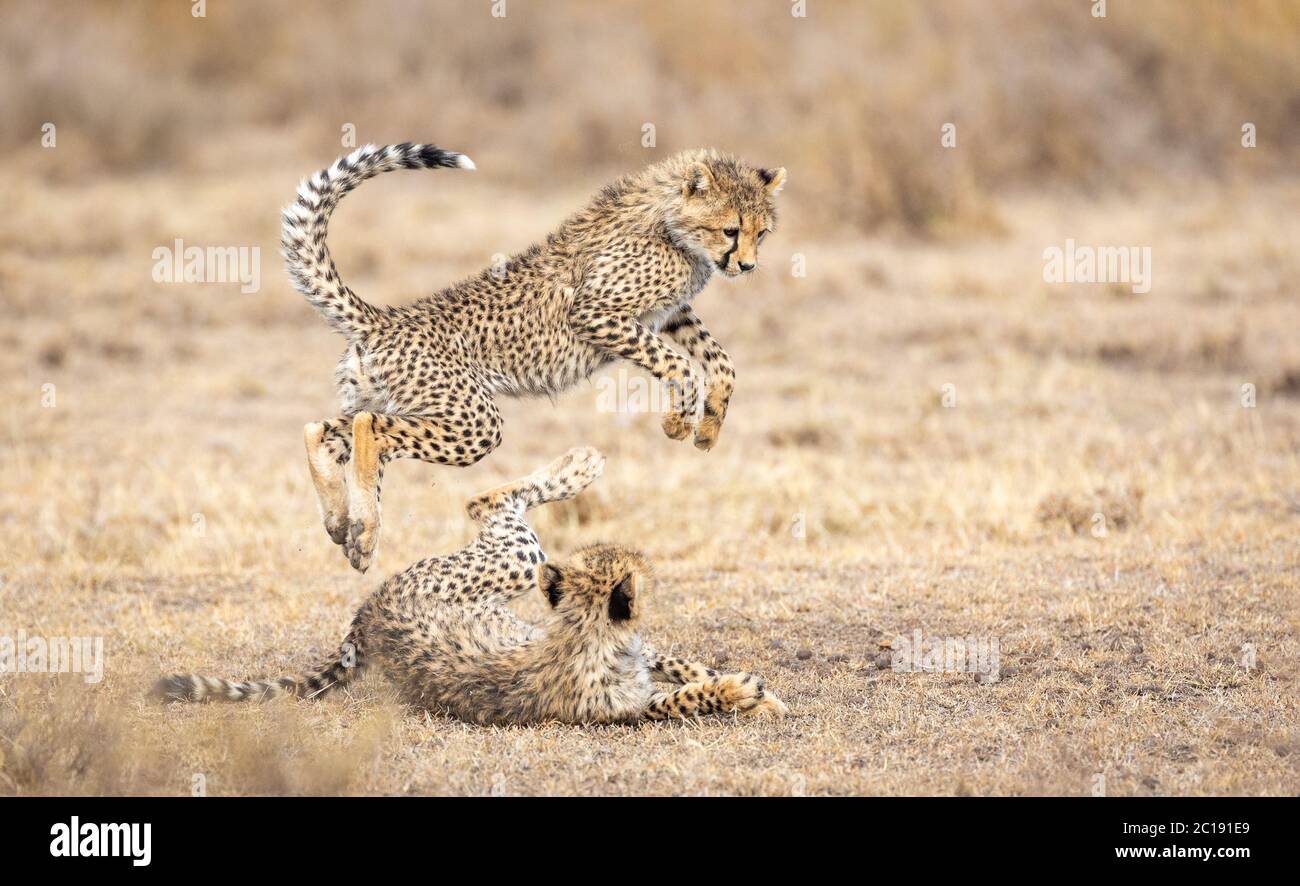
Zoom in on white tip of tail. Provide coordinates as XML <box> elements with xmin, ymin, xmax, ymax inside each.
<box><xmin>455</xmin><ymin>154</ymin><xmax>477</xmax><ymax>170</ymax></box>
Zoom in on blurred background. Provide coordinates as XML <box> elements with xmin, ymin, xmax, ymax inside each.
<box><xmin>1</xmin><ymin>0</ymin><xmax>1297</xmax><ymax>795</ymax></box>
<box><xmin>4</xmin><ymin>0</ymin><xmax>1300</xmax><ymax>230</ymax></box>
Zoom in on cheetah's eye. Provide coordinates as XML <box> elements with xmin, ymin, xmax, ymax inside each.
<box><xmin>722</xmin><ymin>227</ymin><xmax>739</xmax><ymax>238</ymax></box>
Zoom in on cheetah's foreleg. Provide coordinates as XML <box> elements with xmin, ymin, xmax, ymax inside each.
<box><xmin>574</xmin><ymin>313</ymin><xmax>701</xmax><ymax>444</ymax></box>
<box><xmin>647</xmin><ymin>650</ymin><xmax>720</xmax><ymax>685</ymax></box>
<box><xmin>643</xmin><ymin>673</ymin><xmax>788</xmax><ymax>720</ymax></box>
<box><xmin>660</xmin><ymin>306</ymin><xmax>735</xmax><ymax>451</ymax></box>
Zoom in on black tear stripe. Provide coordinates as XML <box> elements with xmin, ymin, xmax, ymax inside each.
<box><xmin>718</xmin><ymin>239</ymin><xmax>738</xmax><ymax>270</ymax></box>
<box><xmin>716</xmin><ymin>215</ymin><xmax>742</xmax><ymax>270</ymax></box>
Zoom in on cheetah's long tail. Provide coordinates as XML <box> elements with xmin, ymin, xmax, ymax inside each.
<box><xmin>281</xmin><ymin>142</ymin><xmax>475</xmax><ymax>337</ymax></box>
<box><xmin>153</xmin><ymin>642</ymin><xmax>363</xmax><ymax>704</ymax></box>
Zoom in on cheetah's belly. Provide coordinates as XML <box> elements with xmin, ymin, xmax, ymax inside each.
<box><xmin>488</xmin><ymin>330</ymin><xmax>611</xmax><ymax>398</ymax></box>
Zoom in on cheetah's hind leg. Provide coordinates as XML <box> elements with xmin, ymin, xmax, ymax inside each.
<box><xmin>343</xmin><ymin>387</ymin><xmax>503</xmax><ymax>573</ymax></box>
<box><xmin>305</xmin><ymin>418</ymin><xmax>352</xmax><ymax>545</ymax></box>
<box><xmin>466</xmin><ymin>447</ymin><xmax>606</xmax><ymax>523</ymax></box>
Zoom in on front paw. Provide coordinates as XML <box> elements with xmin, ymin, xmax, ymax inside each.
<box><xmin>714</xmin><ymin>673</ymin><xmax>787</xmax><ymax>718</ymax></box>
<box><xmin>662</xmin><ymin>411</ymin><xmax>693</xmax><ymax>441</ymax></box>
<box><xmin>749</xmin><ymin>689</ymin><xmax>789</xmax><ymax>718</ymax></box>
<box><xmin>692</xmin><ymin>391</ymin><xmax>729</xmax><ymax>451</ymax></box>
<box><xmin>693</xmin><ymin>415</ymin><xmax>722</xmax><ymax>451</ymax></box>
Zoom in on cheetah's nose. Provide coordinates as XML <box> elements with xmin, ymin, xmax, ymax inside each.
<box><xmin>739</xmin><ymin>261</ymin><xmax>755</xmax><ymax>273</ymax></box>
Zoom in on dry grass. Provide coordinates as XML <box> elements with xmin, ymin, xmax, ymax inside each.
<box><xmin>2</xmin><ymin>169</ymin><xmax>1297</xmax><ymax>795</ymax></box>
<box><xmin>1</xmin><ymin>2</ymin><xmax>1298</xmax><ymax>796</ymax></box>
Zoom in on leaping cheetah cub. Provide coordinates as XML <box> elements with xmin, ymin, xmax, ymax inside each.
<box><xmin>156</xmin><ymin>448</ymin><xmax>788</xmax><ymax>724</ymax></box>
<box><xmin>283</xmin><ymin>144</ymin><xmax>785</xmax><ymax>571</ymax></box>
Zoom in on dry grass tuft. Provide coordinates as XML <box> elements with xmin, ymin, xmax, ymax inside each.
<box><xmin>1036</xmin><ymin>486</ymin><xmax>1144</xmax><ymax>536</ymax></box>
<box><xmin>0</xmin><ymin>676</ymin><xmax>400</xmax><ymax>796</ymax></box>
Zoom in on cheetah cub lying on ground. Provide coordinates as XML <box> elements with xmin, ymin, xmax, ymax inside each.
<box><xmin>283</xmin><ymin>143</ymin><xmax>785</xmax><ymax>571</ymax></box>
<box><xmin>156</xmin><ymin>448</ymin><xmax>787</xmax><ymax>724</ymax></box>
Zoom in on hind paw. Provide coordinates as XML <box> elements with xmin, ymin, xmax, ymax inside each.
<box><xmin>541</xmin><ymin>446</ymin><xmax>605</xmax><ymax>494</ymax></box>
<box><xmin>343</xmin><ymin>517</ymin><xmax>377</xmax><ymax>573</ymax></box>
<box><xmin>323</xmin><ymin>512</ymin><xmax>349</xmax><ymax>546</ymax></box>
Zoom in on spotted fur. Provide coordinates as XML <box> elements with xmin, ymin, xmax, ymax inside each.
<box><xmin>155</xmin><ymin>448</ymin><xmax>788</xmax><ymax>724</ymax></box>
<box><xmin>285</xmin><ymin>144</ymin><xmax>786</xmax><ymax>571</ymax></box>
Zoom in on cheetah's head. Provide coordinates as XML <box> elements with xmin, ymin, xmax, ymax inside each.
<box><xmin>538</xmin><ymin>543</ymin><xmax>653</xmax><ymax>628</ymax></box>
<box><xmin>664</xmin><ymin>150</ymin><xmax>785</xmax><ymax>278</ymax></box>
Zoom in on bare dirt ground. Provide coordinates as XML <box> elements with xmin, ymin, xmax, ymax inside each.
<box><xmin>1</xmin><ymin>161</ymin><xmax>1297</xmax><ymax>795</ymax></box>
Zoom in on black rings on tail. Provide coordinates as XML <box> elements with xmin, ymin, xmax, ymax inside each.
<box><xmin>153</xmin><ymin>649</ymin><xmax>360</xmax><ymax>704</ymax></box>
<box><xmin>281</xmin><ymin>142</ymin><xmax>474</xmax><ymax>338</ymax></box>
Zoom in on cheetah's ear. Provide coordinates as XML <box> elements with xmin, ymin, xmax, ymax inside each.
<box><xmin>608</xmin><ymin>573</ymin><xmax>641</xmax><ymax>622</ymax></box>
<box><xmin>759</xmin><ymin>167</ymin><xmax>787</xmax><ymax>195</ymax></box>
<box><xmin>540</xmin><ymin>564</ymin><xmax>564</xmax><ymax>608</ymax></box>
<box><xmin>683</xmin><ymin>162</ymin><xmax>714</xmax><ymax>198</ymax></box>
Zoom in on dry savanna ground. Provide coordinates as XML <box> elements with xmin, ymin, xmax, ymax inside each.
<box><xmin>0</xmin><ymin>153</ymin><xmax>1296</xmax><ymax>795</ymax></box>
